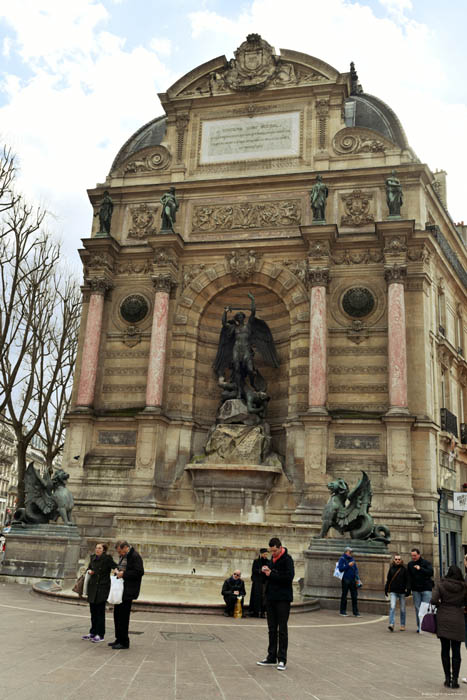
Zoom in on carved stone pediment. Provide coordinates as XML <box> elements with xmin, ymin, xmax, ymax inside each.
<box><xmin>119</xmin><ymin>145</ymin><xmax>171</xmax><ymax>175</ymax></box>
<box><xmin>332</xmin><ymin>127</ymin><xmax>398</xmax><ymax>156</ymax></box>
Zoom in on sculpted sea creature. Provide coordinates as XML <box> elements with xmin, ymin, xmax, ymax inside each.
<box><xmin>13</xmin><ymin>463</ymin><xmax>75</xmax><ymax>526</ymax></box>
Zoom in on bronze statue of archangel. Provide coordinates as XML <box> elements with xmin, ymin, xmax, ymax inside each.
<box><xmin>213</xmin><ymin>292</ymin><xmax>279</xmax><ymax>413</ymax></box>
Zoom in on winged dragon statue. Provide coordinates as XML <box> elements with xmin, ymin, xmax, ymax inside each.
<box><xmin>213</xmin><ymin>291</ymin><xmax>279</xmax><ymax>415</ymax></box>
<box><xmin>13</xmin><ymin>462</ymin><xmax>75</xmax><ymax>526</ymax></box>
<box><xmin>319</xmin><ymin>470</ymin><xmax>391</xmax><ymax>544</ymax></box>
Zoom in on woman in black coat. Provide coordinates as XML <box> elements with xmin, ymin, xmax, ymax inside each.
<box><xmin>249</xmin><ymin>548</ymin><xmax>269</xmax><ymax>617</ymax></box>
<box><xmin>82</xmin><ymin>543</ymin><xmax>117</xmax><ymax>643</ymax></box>
<box><xmin>431</xmin><ymin>565</ymin><xmax>467</xmax><ymax>688</ymax></box>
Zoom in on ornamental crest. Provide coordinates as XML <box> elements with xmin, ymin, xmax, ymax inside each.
<box><xmin>224</xmin><ymin>34</ymin><xmax>278</xmax><ymax>91</ymax></box>
<box><xmin>227</xmin><ymin>249</ymin><xmax>260</xmax><ymax>281</ymax></box>
<box><xmin>341</xmin><ymin>190</ymin><xmax>374</xmax><ymax>227</ymax></box>
<box><xmin>128</xmin><ymin>203</ymin><xmax>157</xmax><ymax>239</ymax></box>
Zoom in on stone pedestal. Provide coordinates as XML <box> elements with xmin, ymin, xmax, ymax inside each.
<box><xmin>302</xmin><ymin>538</ymin><xmax>391</xmax><ymax>614</ymax></box>
<box><xmin>1</xmin><ymin>524</ymin><xmax>81</xmax><ymax>586</ymax></box>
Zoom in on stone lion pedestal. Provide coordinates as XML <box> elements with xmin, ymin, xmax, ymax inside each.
<box><xmin>301</xmin><ymin>538</ymin><xmax>391</xmax><ymax>614</ymax></box>
<box><xmin>1</xmin><ymin>523</ymin><xmax>81</xmax><ymax>587</ymax></box>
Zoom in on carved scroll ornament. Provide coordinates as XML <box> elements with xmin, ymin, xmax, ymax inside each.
<box><xmin>122</xmin><ymin>146</ymin><xmax>171</xmax><ymax>174</ymax></box>
<box><xmin>333</xmin><ymin>128</ymin><xmax>389</xmax><ymax>155</ymax></box>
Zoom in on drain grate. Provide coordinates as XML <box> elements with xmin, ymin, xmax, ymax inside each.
<box><xmin>160</xmin><ymin>632</ymin><xmax>222</xmax><ymax>642</ymax></box>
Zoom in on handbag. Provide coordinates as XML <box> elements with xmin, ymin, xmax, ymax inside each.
<box><xmin>72</xmin><ymin>574</ymin><xmax>85</xmax><ymax>597</ymax></box>
<box><xmin>420</xmin><ymin>603</ymin><xmax>437</xmax><ymax>634</ymax></box>
<box><xmin>333</xmin><ymin>562</ymin><xmax>344</xmax><ymax>580</ymax></box>
<box><xmin>107</xmin><ymin>575</ymin><xmax>124</xmax><ymax>605</ymax></box>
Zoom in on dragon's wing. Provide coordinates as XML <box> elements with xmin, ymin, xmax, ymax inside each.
<box><xmin>335</xmin><ymin>471</ymin><xmax>372</xmax><ymax>530</ymax></box>
<box><xmin>250</xmin><ymin>317</ymin><xmax>280</xmax><ymax>368</ymax></box>
<box><xmin>213</xmin><ymin>322</ymin><xmax>235</xmax><ymax>377</ymax></box>
<box><xmin>24</xmin><ymin>462</ymin><xmax>55</xmax><ymax>513</ymax></box>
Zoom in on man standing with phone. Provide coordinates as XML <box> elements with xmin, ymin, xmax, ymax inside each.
<box><xmin>256</xmin><ymin>537</ymin><xmax>294</xmax><ymax>672</ymax></box>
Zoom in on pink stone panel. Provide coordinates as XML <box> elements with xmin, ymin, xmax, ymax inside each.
<box><xmin>146</xmin><ymin>291</ymin><xmax>169</xmax><ymax>407</ymax></box>
<box><xmin>387</xmin><ymin>282</ymin><xmax>408</xmax><ymax>409</ymax></box>
<box><xmin>76</xmin><ymin>292</ymin><xmax>105</xmax><ymax>406</ymax></box>
<box><xmin>309</xmin><ymin>286</ymin><xmax>327</xmax><ymax>408</ymax></box>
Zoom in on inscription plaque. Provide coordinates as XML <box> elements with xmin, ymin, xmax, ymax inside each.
<box><xmin>200</xmin><ymin>112</ymin><xmax>300</xmax><ymax>165</ymax></box>
<box><xmin>334</xmin><ymin>435</ymin><xmax>380</xmax><ymax>450</ymax></box>
<box><xmin>98</xmin><ymin>431</ymin><xmax>137</xmax><ymax>446</ymax></box>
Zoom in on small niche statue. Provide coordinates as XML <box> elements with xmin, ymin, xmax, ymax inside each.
<box><xmin>310</xmin><ymin>174</ymin><xmax>328</xmax><ymax>222</ymax></box>
<box><xmin>160</xmin><ymin>186</ymin><xmax>179</xmax><ymax>232</ymax></box>
<box><xmin>385</xmin><ymin>170</ymin><xmax>403</xmax><ymax>217</ymax></box>
<box><xmin>94</xmin><ymin>190</ymin><xmax>113</xmax><ymax>236</ymax></box>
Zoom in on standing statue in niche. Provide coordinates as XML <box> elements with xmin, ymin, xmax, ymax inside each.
<box><xmin>94</xmin><ymin>190</ymin><xmax>113</xmax><ymax>235</ymax></box>
<box><xmin>385</xmin><ymin>170</ymin><xmax>403</xmax><ymax>217</ymax></box>
<box><xmin>160</xmin><ymin>186</ymin><xmax>179</xmax><ymax>232</ymax></box>
<box><xmin>310</xmin><ymin>174</ymin><xmax>329</xmax><ymax>221</ymax></box>
<box><xmin>213</xmin><ymin>292</ymin><xmax>279</xmax><ymax>411</ymax></box>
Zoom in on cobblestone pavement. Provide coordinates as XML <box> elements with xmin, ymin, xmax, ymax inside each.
<box><xmin>0</xmin><ymin>582</ymin><xmax>464</xmax><ymax>700</ymax></box>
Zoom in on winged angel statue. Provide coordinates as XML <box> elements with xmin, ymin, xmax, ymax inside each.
<box><xmin>213</xmin><ymin>292</ymin><xmax>279</xmax><ymax>415</ymax></box>
<box><xmin>13</xmin><ymin>462</ymin><xmax>75</xmax><ymax>526</ymax></box>
<box><xmin>319</xmin><ymin>471</ymin><xmax>391</xmax><ymax>544</ymax></box>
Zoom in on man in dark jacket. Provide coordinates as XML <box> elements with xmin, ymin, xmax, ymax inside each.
<box><xmin>257</xmin><ymin>537</ymin><xmax>294</xmax><ymax>671</ymax></box>
<box><xmin>249</xmin><ymin>548</ymin><xmax>269</xmax><ymax>617</ymax></box>
<box><xmin>222</xmin><ymin>570</ymin><xmax>246</xmax><ymax>616</ymax></box>
<box><xmin>407</xmin><ymin>548</ymin><xmax>433</xmax><ymax>632</ymax></box>
<box><xmin>109</xmin><ymin>540</ymin><xmax>144</xmax><ymax>650</ymax></box>
<box><xmin>384</xmin><ymin>554</ymin><xmax>409</xmax><ymax>631</ymax></box>
<box><xmin>338</xmin><ymin>547</ymin><xmax>361</xmax><ymax>617</ymax></box>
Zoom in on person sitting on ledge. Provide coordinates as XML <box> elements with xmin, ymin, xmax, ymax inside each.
<box><xmin>222</xmin><ymin>570</ymin><xmax>246</xmax><ymax>617</ymax></box>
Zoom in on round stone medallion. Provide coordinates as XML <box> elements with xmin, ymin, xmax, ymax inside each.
<box><xmin>120</xmin><ymin>294</ymin><xmax>149</xmax><ymax>324</ymax></box>
<box><xmin>341</xmin><ymin>287</ymin><xmax>375</xmax><ymax>318</ymax></box>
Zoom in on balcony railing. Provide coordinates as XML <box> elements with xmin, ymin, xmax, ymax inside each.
<box><xmin>441</xmin><ymin>408</ymin><xmax>458</xmax><ymax>437</ymax></box>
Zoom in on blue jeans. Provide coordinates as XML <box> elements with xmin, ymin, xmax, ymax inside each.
<box><xmin>389</xmin><ymin>592</ymin><xmax>406</xmax><ymax>626</ymax></box>
<box><xmin>412</xmin><ymin>590</ymin><xmax>431</xmax><ymax>631</ymax></box>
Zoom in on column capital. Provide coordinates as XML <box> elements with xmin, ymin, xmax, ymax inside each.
<box><xmin>152</xmin><ymin>273</ymin><xmax>176</xmax><ymax>294</ymax></box>
<box><xmin>308</xmin><ymin>268</ymin><xmax>331</xmax><ymax>288</ymax></box>
<box><xmin>84</xmin><ymin>277</ymin><xmax>114</xmax><ymax>296</ymax></box>
<box><xmin>384</xmin><ymin>264</ymin><xmax>407</xmax><ymax>286</ymax></box>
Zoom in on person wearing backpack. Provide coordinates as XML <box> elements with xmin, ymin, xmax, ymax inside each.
<box><xmin>384</xmin><ymin>553</ymin><xmax>409</xmax><ymax>632</ymax></box>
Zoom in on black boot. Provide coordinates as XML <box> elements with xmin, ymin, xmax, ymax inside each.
<box><xmin>452</xmin><ymin>657</ymin><xmax>461</xmax><ymax>688</ymax></box>
<box><xmin>442</xmin><ymin>654</ymin><xmax>451</xmax><ymax>687</ymax></box>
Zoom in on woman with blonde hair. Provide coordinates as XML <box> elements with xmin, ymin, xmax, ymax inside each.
<box><xmin>384</xmin><ymin>553</ymin><xmax>409</xmax><ymax>632</ymax></box>
<box><xmin>82</xmin><ymin>543</ymin><xmax>117</xmax><ymax>643</ymax></box>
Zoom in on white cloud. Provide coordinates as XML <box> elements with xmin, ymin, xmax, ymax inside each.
<box><xmin>150</xmin><ymin>38</ymin><xmax>172</xmax><ymax>57</ymax></box>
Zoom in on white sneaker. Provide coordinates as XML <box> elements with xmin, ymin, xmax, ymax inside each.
<box><xmin>91</xmin><ymin>635</ymin><xmax>104</xmax><ymax>643</ymax></box>
<box><xmin>277</xmin><ymin>661</ymin><xmax>286</xmax><ymax>671</ymax></box>
<box><xmin>462</xmin><ymin>678</ymin><xmax>467</xmax><ymax>684</ymax></box>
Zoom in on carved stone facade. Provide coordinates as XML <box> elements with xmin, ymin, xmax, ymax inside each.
<box><xmin>65</xmin><ymin>35</ymin><xmax>467</xmax><ymax>592</ymax></box>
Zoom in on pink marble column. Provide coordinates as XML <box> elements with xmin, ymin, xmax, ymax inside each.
<box><xmin>146</xmin><ymin>275</ymin><xmax>172</xmax><ymax>409</ymax></box>
<box><xmin>308</xmin><ymin>269</ymin><xmax>330</xmax><ymax>412</ymax></box>
<box><xmin>76</xmin><ymin>280</ymin><xmax>111</xmax><ymax>407</ymax></box>
<box><xmin>385</xmin><ymin>266</ymin><xmax>409</xmax><ymax>413</ymax></box>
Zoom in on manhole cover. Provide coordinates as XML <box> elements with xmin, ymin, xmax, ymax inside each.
<box><xmin>160</xmin><ymin>632</ymin><xmax>222</xmax><ymax>642</ymax></box>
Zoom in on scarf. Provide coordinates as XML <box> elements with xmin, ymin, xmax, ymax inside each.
<box><xmin>272</xmin><ymin>547</ymin><xmax>285</xmax><ymax>563</ymax></box>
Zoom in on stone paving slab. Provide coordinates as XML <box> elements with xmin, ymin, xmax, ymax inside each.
<box><xmin>0</xmin><ymin>581</ymin><xmax>465</xmax><ymax>699</ymax></box>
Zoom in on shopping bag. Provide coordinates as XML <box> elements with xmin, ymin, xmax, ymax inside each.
<box><xmin>420</xmin><ymin>604</ymin><xmax>437</xmax><ymax>634</ymax></box>
<box><xmin>233</xmin><ymin>596</ymin><xmax>243</xmax><ymax>619</ymax></box>
<box><xmin>333</xmin><ymin>562</ymin><xmax>344</xmax><ymax>580</ymax></box>
<box><xmin>82</xmin><ymin>571</ymin><xmax>91</xmax><ymax>597</ymax></box>
<box><xmin>107</xmin><ymin>576</ymin><xmax>124</xmax><ymax>605</ymax></box>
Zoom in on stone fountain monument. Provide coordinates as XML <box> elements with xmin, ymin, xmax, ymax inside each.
<box><xmin>186</xmin><ymin>292</ymin><xmax>283</xmax><ymax>521</ymax></box>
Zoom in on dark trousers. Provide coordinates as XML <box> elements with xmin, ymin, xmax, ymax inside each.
<box><xmin>340</xmin><ymin>579</ymin><xmax>358</xmax><ymax>615</ymax></box>
<box><xmin>89</xmin><ymin>601</ymin><xmax>106</xmax><ymax>638</ymax></box>
<box><xmin>223</xmin><ymin>594</ymin><xmax>243</xmax><ymax>616</ymax></box>
<box><xmin>249</xmin><ymin>580</ymin><xmax>265</xmax><ymax>616</ymax></box>
<box><xmin>440</xmin><ymin>637</ymin><xmax>461</xmax><ymax>679</ymax></box>
<box><xmin>266</xmin><ymin>600</ymin><xmax>291</xmax><ymax>663</ymax></box>
<box><xmin>113</xmin><ymin>599</ymin><xmax>132</xmax><ymax>647</ymax></box>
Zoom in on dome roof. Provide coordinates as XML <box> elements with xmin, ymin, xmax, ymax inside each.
<box><xmin>346</xmin><ymin>93</ymin><xmax>409</xmax><ymax>150</ymax></box>
<box><xmin>111</xmin><ymin>115</ymin><xmax>167</xmax><ymax>172</ymax></box>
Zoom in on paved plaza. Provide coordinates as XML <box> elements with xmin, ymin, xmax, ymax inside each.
<box><xmin>0</xmin><ymin>581</ymin><xmax>464</xmax><ymax>700</ymax></box>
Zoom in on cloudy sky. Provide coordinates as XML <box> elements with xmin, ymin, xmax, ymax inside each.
<box><xmin>1</xmin><ymin>0</ymin><xmax>466</xmax><ymax>268</ymax></box>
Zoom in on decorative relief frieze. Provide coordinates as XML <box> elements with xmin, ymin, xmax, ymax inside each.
<box><xmin>329</xmin><ymin>384</ymin><xmax>388</xmax><ymax>393</ymax></box>
<box><xmin>122</xmin><ymin>145</ymin><xmax>171</xmax><ymax>174</ymax></box>
<box><xmin>334</xmin><ymin>435</ymin><xmax>380</xmax><ymax>450</ymax></box>
<box><xmin>86</xmin><ymin>253</ymin><xmax>115</xmax><ymax>273</ymax></box>
<box><xmin>104</xmin><ymin>367</ymin><xmax>146</xmax><ymax>376</ymax></box>
<box><xmin>340</xmin><ymin>190</ymin><xmax>374</xmax><ymax>227</ymax></box>
<box><xmin>331</xmin><ymin>249</ymin><xmax>383</xmax><ymax>265</ymax></box>
<box><xmin>384</xmin><ymin>236</ymin><xmax>407</xmax><ymax>254</ymax></box>
<box><xmin>128</xmin><ymin>203</ymin><xmax>158</xmax><ymax>239</ymax></box>
<box><xmin>105</xmin><ymin>350</ymin><xmax>149</xmax><ymax>359</ymax></box>
<box><xmin>332</xmin><ymin>128</ymin><xmax>388</xmax><ymax>155</ymax></box>
<box><xmin>329</xmin><ymin>346</ymin><xmax>386</xmax><ymax>356</ymax></box>
<box><xmin>329</xmin><ymin>403</ymin><xmax>388</xmax><ymax>412</ymax></box>
<box><xmin>227</xmin><ymin>249</ymin><xmax>260</xmax><ymax>281</ymax></box>
<box><xmin>329</xmin><ymin>365</ymin><xmax>387</xmax><ymax>374</ymax></box>
<box><xmin>192</xmin><ymin>200</ymin><xmax>301</xmax><ymax>232</ymax></box>
<box><xmin>117</xmin><ymin>259</ymin><xmax>152</xmax><ymax>275</ymax></box>
<box><xmin>102</xmin><ymin>384</ymin><xmax>146</xmax><ymax>393</ymax></box>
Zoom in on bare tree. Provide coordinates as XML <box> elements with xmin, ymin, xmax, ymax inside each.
<box><xmin>0</xmin><ymin>146</ymin><xmax>81</xmax><ymax>506</ymax></box>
